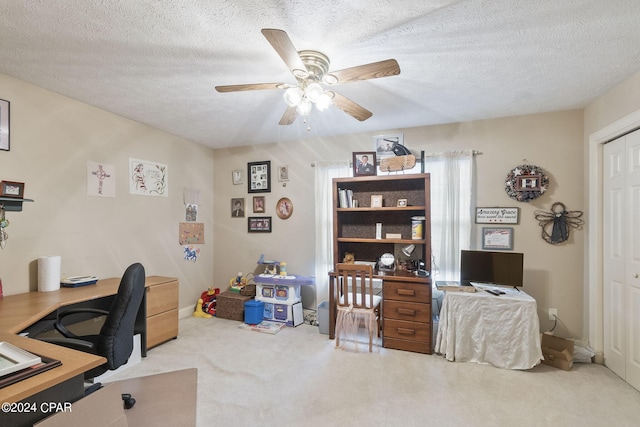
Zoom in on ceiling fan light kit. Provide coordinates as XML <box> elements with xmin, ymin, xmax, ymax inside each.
<box><xmin>215</xmin><ymin>28</ymin><xmax>401</xmax><ymax>125</ymax></box>
<box><xmin>283</xmin><ymin>81</ymin><xmax>333</xmax><ymax>115</ymax></box>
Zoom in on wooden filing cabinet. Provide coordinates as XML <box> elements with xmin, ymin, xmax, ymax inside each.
<box><xmin>383</xmin><ymin>278</ymin><xmax>432</xmax><ymax>354</ymax></box>
<box><xmin>145</xmin><ymin>277</ymin><xmax>179</xmax><ymax>349</ymax></box>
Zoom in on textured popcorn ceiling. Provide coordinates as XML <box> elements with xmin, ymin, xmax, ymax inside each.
<box><xmin>0</xmin><ymin>0</ymin><xmax>639</xmax><ymax>149</ymax></box>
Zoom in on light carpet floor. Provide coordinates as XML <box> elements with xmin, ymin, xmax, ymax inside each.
<box><xmin>106</xmin><ymin>315</ymin><xmax>640</xmax><ymax>427</ymax></box>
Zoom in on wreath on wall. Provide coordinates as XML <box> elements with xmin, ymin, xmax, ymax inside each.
<box><xmin>504</xmin><ymin>163</ymin><xmax>549</xmax><ymax>202</ymax></box>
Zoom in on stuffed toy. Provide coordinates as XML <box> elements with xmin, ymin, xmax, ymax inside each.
<box><xmin>343</xmin><ymin>252</ymin><xmax>355</xmax><ymax>264</ymax></box>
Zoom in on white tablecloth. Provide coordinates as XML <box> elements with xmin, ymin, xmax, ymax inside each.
<box><xmin>434</xmin><ymin>287</ymin><xmax>542</xmax><ymax>369</ymax></box>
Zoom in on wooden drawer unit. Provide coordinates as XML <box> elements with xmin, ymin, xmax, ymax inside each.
<box><xmin>384</xmin><ymin>280</ymin><xmax>430</xmax><ymax>303</ymax></box>
<box><xmin>146</xmin><ymin>308</ymin><xmax>179</xmax><ymax>349</ymax></box>
<box><xmin>384</xmin><ymin>300</ymin><xmax>431</xmax><ymax>323</ymax></box>
<box><xmin>384</xmin><ymin>320</ymin><xmax>431</xmax><ymax>354</ymax></box>
<box><xmin>383</xmin><ymin>279</ymin><xmax>432</xmax><ymax>354</ymax></box>
<box><xmin>145</xmin><ymin>278</ymin><xmax>179</xmax><ymax>349</ymax></box>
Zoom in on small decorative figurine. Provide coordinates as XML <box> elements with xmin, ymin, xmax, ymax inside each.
<box><xmin>279</xmin><ymin>262</ymin><xmax>287</xmax><ymax>276</ymax></box>
<box><xmin>230</xmin><ymin>272</ymin><xmax>246</xmax><ymax>291</ymax></box>
<box><xmin>343</xmin><ymin>252</ymin><xmax>355</xmax><ymax>264</ymax></box>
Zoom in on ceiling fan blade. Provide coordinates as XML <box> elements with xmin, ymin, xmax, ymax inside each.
<box><xmin>261</xmin><ymin>28</ymin><xmax>307</xmax><ymax>76</ymax></box>
<box><xmin>329</xmin><ymin>91</ymin><xmax>373</xmax><ymax>121</ymax></box>
<box><xmin>279</xmin><ymin>106</ymin><xmax>298</xmax><ymax>125</ymax></box>
<box><xmin>330</xmin><ymin>59</ymin><xmax>401</xmax><ymax>84</ymax></box>
<box><xmin>215</xmin><ymin>83</ymin><xmax>289</xmax><ymax>93</ymax></box>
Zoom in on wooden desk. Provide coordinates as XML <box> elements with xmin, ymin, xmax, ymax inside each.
<box><xmin>328</xmin><ymin>270</ymin><xmax>431</xmax><ymax>353</ymax></box>
<box><xmin>0</xmin><ymin>276</ymin><xmax>178</xmax><ymax>406</ymax></box>
<box><xmin>0</xmin><ymin>333</ymin><xmax>104</xmax><ymax>403</ymax></box>
<box><xmin>434</xmin><ymin>287</ymin><xmax>543</xmax><ymax>369</ymax></box>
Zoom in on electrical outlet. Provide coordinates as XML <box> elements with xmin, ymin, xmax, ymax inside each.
<box><xmin>548</xmin><ymin>308</ymin><xmax>557</xmax><ymax>321</ymax></box>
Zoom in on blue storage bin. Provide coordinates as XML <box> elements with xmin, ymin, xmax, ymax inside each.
<box><xmin>244</xmin><ymin>299</ymin><xmax>265</xmax><ymax>325</ymax></box>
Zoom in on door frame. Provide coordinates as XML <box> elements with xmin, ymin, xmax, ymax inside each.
<box><xmin>587</xmin><ymin>109</ymin><xmax>640</xmax><ymax>362</ymax></box>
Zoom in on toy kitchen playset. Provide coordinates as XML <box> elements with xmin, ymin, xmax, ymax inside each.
<box><xmin>253</xmin><ymin>260</ymin><xmax>314</xmax><ymax>327</ymax></box>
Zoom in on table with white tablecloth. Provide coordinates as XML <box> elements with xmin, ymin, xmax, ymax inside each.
<box><xmin>434</xmin><ymin>286</ymin><xmax>542</xmax><ymax>369</ymax></box>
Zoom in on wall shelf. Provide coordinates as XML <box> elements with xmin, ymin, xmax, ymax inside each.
<box><xmin>0</xmin><ymin>197</ymin><xmax>34</xmax><ymax>212</ymax></box>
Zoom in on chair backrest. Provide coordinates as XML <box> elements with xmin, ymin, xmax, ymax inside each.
<box><xmin>97</xmin><ymin>263</ymin><xmax>146</xmax><ymax>370</ymax></box>
<box><xmin>336</xmin><ymin>263</ymin><xmax>375</xmax><ymax>309</ymax></box>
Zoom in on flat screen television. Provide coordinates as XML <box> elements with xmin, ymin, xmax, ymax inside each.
<box><xmin>460</xmin><ymin>250</ymin><xmax>524</xmax><ymax>287</ymax></box>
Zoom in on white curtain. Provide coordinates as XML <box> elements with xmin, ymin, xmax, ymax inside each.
<box><xmin>424</xmin><ymin>150</ymin><xmax>475</xmax><ymax>281</ymax></box>
<box><xmin>314</xmin><ymin>161</ymin><xmax>351</xmax><ymax>305</ymax></box>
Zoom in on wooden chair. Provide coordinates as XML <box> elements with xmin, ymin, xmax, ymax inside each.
<box><xmin>334</xmin><ymin>263</ymin><xmax>382</xmax><ymax>352</ymax></box>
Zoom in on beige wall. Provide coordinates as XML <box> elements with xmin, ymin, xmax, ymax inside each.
<box><xmin>0</xmin><ymin>74</ymin><xmax>214</xmax><ymax>312</ymax></box>
<box><xmin>0</xmin><ymin>69</ymin><xmax>590</xmax><ymax>338</ymax></box>
<box><xmin>583</xmin><ymin>69</ymin><xmax>640</xmax><ymax>356</ymax></box>
<box><xmin>585</xmin><ymin>69</ymin><xmax>640</xmax><ymax>136</ymax></box>
<box><xmin>213</xmin><ymin>110</ymin><xmax>586</xmax><ymax>337</ymax></box>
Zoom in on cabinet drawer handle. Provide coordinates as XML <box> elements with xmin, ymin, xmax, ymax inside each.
<box><xmin>397</xmin><ymin>289</ymin><xmax>415</xmax><ymax>296</ymax></box>
<box><xmin>397</xmin><ymin>328</ymin><xmax>416</xmax><ymax>336</ymax></box>
<box><xmin>397</xmin><ymin>308</ymin><xmax>415</xmax><ymax>316</ymax></box>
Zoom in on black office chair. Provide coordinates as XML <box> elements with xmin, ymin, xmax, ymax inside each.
<box><xmin>39</xmin><ymin>263</ymin><xmax>146</xmax><ymax>409</ymax></box>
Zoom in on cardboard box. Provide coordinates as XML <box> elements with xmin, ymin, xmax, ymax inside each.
<box><xmin>541</xmin><ymin>333</ymin><xmax>574</xmax><ymax>371</ymax></box>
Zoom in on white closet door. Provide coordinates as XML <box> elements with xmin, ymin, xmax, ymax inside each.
<box><xmin>625</xmin><ymin>130</ymin><xmax>640</xmax><ymax>390</ymax></box>
<box><xmin>603</xmin><ymin>129</ymin><xmax>640</xmax><ymax>392</ymax></box>
<box><xmin>604</xmin><ymin>135</ymin><xmax>626</xmax><ymax>379</ymax></box>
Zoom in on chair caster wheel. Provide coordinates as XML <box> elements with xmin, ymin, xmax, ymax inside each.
<box><xmin>122</xmin><ymin>393</ymin><xmax>136</xmax><ymax>409</ymax></box>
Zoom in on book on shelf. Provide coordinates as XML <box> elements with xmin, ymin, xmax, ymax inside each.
<box><xmin>0</xmin><ymin>354</ymin><xmax>62</xmax><ymax>389</ymax></box>
<box><xmin>338</xmin><ymin>188</ymin><xmax>354</xmax><ymax>208</ymax></box>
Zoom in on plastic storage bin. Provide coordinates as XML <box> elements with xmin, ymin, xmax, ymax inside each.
<box><xmin>317</xmin><ymin>300</ymin><xmax>329</xmax><ymax>335</ymax></box>
<box><xmin>244</xmin><ymin>299</ymin><xmax>265</xmax><ymax>325</ymax></box>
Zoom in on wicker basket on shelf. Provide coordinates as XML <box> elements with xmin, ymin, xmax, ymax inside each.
<box><xmin>239</xmin><ymin>273</ymin><xmax>256</xmax><ymax>296</ymax></box>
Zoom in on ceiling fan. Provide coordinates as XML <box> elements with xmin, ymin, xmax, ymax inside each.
<box><xmin>215</xmin><ymin>29</ymin><xmax>401</xmax><ymax>125</ymax></box>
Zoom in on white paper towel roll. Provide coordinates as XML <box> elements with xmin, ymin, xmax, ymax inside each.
<box><xmin>38</xmin><ymin>256</ymin><xmax>61</xmax><ymax>292</ymax></box>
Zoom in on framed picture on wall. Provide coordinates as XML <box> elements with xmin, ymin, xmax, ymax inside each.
<box><xmin>232</xmin><ymin>169</ymin><xmax>243</xmax><ymax>185</ymax></box>
<box><xmin>276</xmin><ymin>197</ymin><xmax>293</xmax><ymax>219</ymax></box>
<box><xmin>248</xmin><ymin>216</ymin><xmax>272</xmax><ymax>233</ymax></box>
<box><xmin>278</xmin><ymin>165</ymin><xmax>289</xmax><ymax>182</ymax></box>
<box><xmin>231</xmin><ymin>198</ymin><xmax>245</xmax><ymax>218</ymax></box>
<box><xmin>0</xmin><ymin>181</ymin><xmax>24</xmax><ymax>198</ymax></box>
<box><xmin>373</xmin><ymin>133</ymin><xmax>403</xmax><ymax>159</ymax></box>
<box><xmin>352</xmin><ymin>152</ymin><xmax>376</xmax><ymax>176</ymax></box>
<box><xmin>248</xmin><ymin>161</ymin><xmax>271</xmax><ymax>193</ymax></box>
<box><xmin>253</xmin><ymin>196</ymin><xmax>265</xmax><ymax>213</ymax></box>
<box><xmin>482</xmin><ymin>227</ymin><xmax>514</xmax><ymax>250</ymax></box>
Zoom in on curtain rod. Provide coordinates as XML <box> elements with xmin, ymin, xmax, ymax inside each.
<box><xmin>423</xmin><ymin>149</ymin><xmax>482</xmax><ymax>158</ymax></box>
<box><xmin>311</xmin><ymin>150</ymin><xmax>481</xmax><ymax>167</ymax></box>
